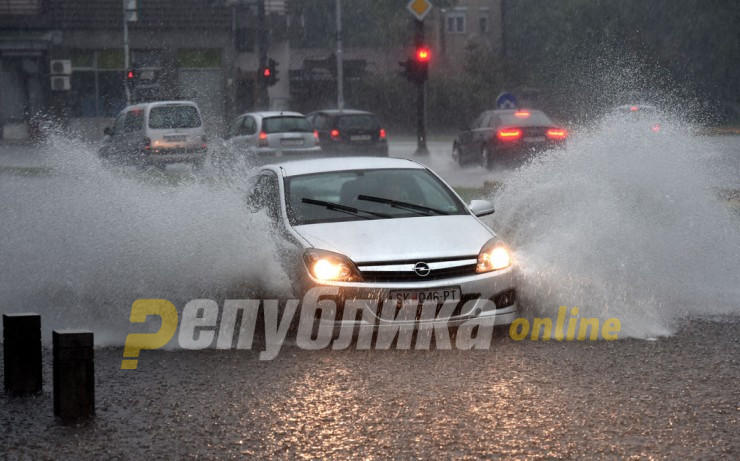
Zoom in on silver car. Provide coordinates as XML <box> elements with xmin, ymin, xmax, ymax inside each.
<box><xmin>223</xmin><ymin>111</ymin><xmax>321</xmax><ymax>164</ymax></box>
<box><xmin>100</xmin><ymin>101</ymin><xmax>207</xmax><ymax>168</ymax></box>
<box><xmin>250</xmin><ymin>157</ymin><xmax>518</xmax><ymax>332</ymax></box>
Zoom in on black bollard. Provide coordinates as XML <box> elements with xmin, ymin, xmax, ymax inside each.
<box><xmin>3</xmin><ymin>313</ymin><xmax>43</xmax><ymax>395</ymax></box>
<box><xmin>53</xmin><ymin>330</ymin><xmax>95</xmax><ymax>420</ymax></box>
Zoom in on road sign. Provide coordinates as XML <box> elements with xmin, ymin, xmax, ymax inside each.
<box><xmin>125</xmin><ymin>0</ymin><xmax>138</xmax><ymax>22</ymax></box>
<box><xmin>496</xmin><ymin>92</ymin><xmax>518</xmax><ymax>109</ymax></box>
<box><xmin>407</xmin><ymin>0</ymin><xmax>433</xmax><ymax>22</ymax></box>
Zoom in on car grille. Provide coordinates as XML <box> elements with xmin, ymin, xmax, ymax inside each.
<box><xmin>358</xmin><ymin>257</ymin><xmax>478</xmax><ymax>282</ymax></box>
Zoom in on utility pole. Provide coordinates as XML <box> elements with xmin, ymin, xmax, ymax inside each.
<box><xmin>257</xmin><ymin>0</ymin><xmax>269</xmax><ymax>110</ymax></box>
<box><xmin>122</xmin><ymin>0</ymin><xmax>131</xmax><ymax>105</ymax></box>
<box><xmin>335</xmin><ymin>0</ymin><xmax>344</xmax><ymax>111</ymax></box>
<box><xmin>414</xmin><ymin>19</ymin><xmax>429</xmax><ymax>156</ymax></box>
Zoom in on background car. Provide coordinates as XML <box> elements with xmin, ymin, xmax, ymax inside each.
<box><xmin>248</xmin><ymin>157</ymin><xmax>518</xmax><ymax>332</ymax></box>
<box><xmin>99</xmin><ymin>101</ymin><xmax>207</xmax><ymax>169</ymax></box>
<box><xmin>452</xmin><ymin>109</ymin><xmax>567</xmax><ymax>169</ymax></box>
<box><xmin>222</xmin><ymin>111</ymin><xmax>320</xmax><ymax>165</ymax></box>
<box><xmin>306</xmin><ymin>109</ymin><xmax>388</xmax><ymax>156</ymax></box>
<box><xmin>610</xmin><ymin>104</ymin><xmax>664</xmax><ymax>133</ymax></box>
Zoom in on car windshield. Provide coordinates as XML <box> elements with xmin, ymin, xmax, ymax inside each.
<box><xmin>285</xmin><ymin>168</ymin><xmax>466</xmax><ymax>225</ymax></box>
<box><xmin>337</xmin><ymin>115</ymin><xmax>379</xmax><ymax>130</ymax></box>
<box><xmin>263</xmin><ymin>116</ymin><xmax>313</xmax><ymax>133</ymax></box>
<box><xmin>148</xmin><ymin>105</ymin><xmax>201</xmax><ymax>129</ymax></box>
<box><xmin>496</xmin><ymin>111</ymin><xmax>552</xmax><ymax>127</ymax></box>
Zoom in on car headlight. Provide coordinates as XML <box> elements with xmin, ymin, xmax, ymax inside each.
<box><xmin>303</xmin><ymin>249</ymin><xmax>363</xmax><ymax>282</ymax></box>
<box><xmin>476</xmin><ymin>239</ymin><xmax>512</xmax><ymax>273</ymax></box>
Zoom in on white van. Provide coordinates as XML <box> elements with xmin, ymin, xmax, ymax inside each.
<box><xmin>99</xmin><ymin>101</ymin><xmax>207</xmax><ymax>168</ymax></box>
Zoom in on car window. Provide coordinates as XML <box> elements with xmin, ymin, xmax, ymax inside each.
<box><xmin>285</xmin><ymin>168</ymin><xmax>466</xmax><ymax>225</ymax></box>
<box><xmin>496</xmin><ymin>111</ymin><xmax>552</xmax><ymax>127</ymax></box>
<box><xmin>148</xmin><ymin>105</ymin><xmax>201</xmax><ymax>129</ymax></box>
<box><xmin>123</xmin><ymin>109</ymin><xmax>144</xmax><ymax>132</ymax></box>
<box><xmin>336</xmin><ymin>115</ymin><xmax>379</xmax><ymax>130</ymax></box>
<box><xmin>313</xmin><ymin>114</ymin><xmax>329</xmax><ymax>130</ymax></box>
<box><xmin>243</xmin><ymin>116</ymin><xmax>257</xmax><ymax>135</ymax></box>
<box><xmin>471</xmin><ymin>113</ymin><xmax>485</xmax><ymax>129</ymax></box>
<box><xmin>262</xmin><ymin>116</ymin><xmax>313</xmax><ymax>133</ymax></box>
<box><xmin>229</xmin><ymin>116</ymin><xmax>244</xmax><ymax>138</ymax></box>
<box><xmin>250</xmin><ymin>172</ymin><xmax>280</xmax><ymax>219</ymax></box>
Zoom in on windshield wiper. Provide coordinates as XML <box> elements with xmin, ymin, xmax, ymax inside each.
<box><xmin>301</xmin><ymin>198</ymin><xmax>390</xmax><ymax>219</ymax></box>
<box><xmin>357</xmin><ymin>195</ymin><xmax>449</xmax><ymax>216</ymax></box>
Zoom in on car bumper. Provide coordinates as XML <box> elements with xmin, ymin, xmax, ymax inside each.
<box><xmin>299</xmin><ymin>265</ymin><xmax>518</xmax><ymax>332</ymax></box>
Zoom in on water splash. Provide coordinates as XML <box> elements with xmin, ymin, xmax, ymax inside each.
<box><xmin>490</xmin><ymin>111</ymin><xmax>740</xmax><ymax>338</ymax></box>
<box><xmin>0</xmin><ymin>129</ymin><xmax>288</xmax><ymax>345</ymax></box>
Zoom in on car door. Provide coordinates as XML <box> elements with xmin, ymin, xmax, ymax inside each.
<box><xmin>471</xmin><ymin>112</ymin><xmax>493</xmax><ymax>152</ymax></box>
<box><xmin>459</xmin><ymin>113</ymin><xmax>483</xmax><ymax>157</ymax></box>
<box><xmin>121</xmin><ymin>109</ymin><xmax>146</xmax><ymax>157</ymax></box>
<box><xmin>101</xmin><ymin>111</ymin><xmax>127</xmax><ymax>156</ymax></box>
<box><xmin>231</xmin><ymin>115</ymin><xmax>258</xmax><ymax>151</ymax></box>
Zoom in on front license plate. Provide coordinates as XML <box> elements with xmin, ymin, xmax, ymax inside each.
<box><xmin>350</xmin><ymin>135</ymin><xmax>371</xmax><ymax>142</ymax></box>
<box><xmin>524</xmin><ymin>136</ymin><xmax>546</xmax><ymax>143</ymax></box>
<box><xmin>389</xmin><ymin>287</ymin><xmax>461</xmax><ymax>306</ymax></box>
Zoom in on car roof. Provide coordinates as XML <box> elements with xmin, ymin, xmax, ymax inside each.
<box><xmin>240</xmin><ymin>111</ymin><xmax>306</xmax><ymax>118</ymax></box>
<box><xmin>265</xmin><ymin>157</ymin><xmax>425</xmax><ymax>177</ymax></box>
<box><xmin>310</xmin><ymin>109</ymin><xmax>375</xmax><ymax>116</ymax></box>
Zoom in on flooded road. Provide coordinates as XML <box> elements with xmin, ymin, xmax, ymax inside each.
<box><xmin>1</xmin><ymin>318</ymin><xmax>737</xmax><ymax>459</ymax></box>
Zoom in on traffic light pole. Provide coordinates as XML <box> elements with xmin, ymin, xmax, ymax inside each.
<box><xmin>122</xmin><ymin>0</ymin><xmax>131</xmax><ymax>105</ymax></box>
<box><xmin>414</xmin><ymin>20</ymin><xmax>429</xmax><ymax>156</ymax></box>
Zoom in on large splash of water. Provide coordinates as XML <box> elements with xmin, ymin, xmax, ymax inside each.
<box><xmin>490</xmin><ymin>112</ymin><xmax>740</xmax><ymax>338</ymax></box>
<box><xmin>0</xmin><ymin>131</ymin><xmax>288</xmax><ymax>345</ymax></box>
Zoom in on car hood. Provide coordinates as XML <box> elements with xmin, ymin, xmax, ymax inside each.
<box><xmin>293</xmin><ymin>215</ymin><xmax>495</xmax><ymax>263</ymax></box>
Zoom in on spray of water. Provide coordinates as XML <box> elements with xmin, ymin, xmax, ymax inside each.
<box><xmin>0</xmin><ymin>129</ymin><xmax>289</xmax><ymax>345</ymax></box>
<box><xmin>490</xmin><ymin>112</ymin><xmax>740</xmax><ymax>338</ymax></box>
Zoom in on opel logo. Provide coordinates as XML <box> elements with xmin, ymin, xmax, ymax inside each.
<box><xmin>414</xmin><ymin>262</ymin><xmax>431</xmax><ymax>277</ymax></box>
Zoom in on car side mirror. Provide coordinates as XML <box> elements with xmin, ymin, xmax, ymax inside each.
<box><xmin>469</xmin><ymin>199</ymin><xmax>495</xmax><ymax>217</ymax></box>
<box><xmin>103</xmin><ymin>127</ymin><xmax>113</xmax><ymax>136</ymax></box>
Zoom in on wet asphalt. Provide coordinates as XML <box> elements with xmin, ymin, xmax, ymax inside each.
<box><xmin>1</xmin><ymin>317</ymin><xmax>737</xmax><ymax>460</ymax></box>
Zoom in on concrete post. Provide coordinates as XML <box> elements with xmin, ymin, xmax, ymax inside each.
<box><xmin>3</xmin><ymin>313</ymin><xmax>43</xmax><ymax>395</ymax></box>
<box><xmin>53</xmin><ymin>330</ymin><xmax>95</xmax><ymax>420</ymax></box>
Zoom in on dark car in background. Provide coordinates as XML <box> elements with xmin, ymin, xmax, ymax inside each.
<box><xmin>306</xmin><ymin>110</ymin><xmax>388</xmax><ymax>156</ymax></box>
<box><xmin>610</xmin><ymin>104</ymin><xmax>663</xmax><ymax>133</ymax></box>
<box><xmin>452</xmin><ymin>109</ymin><xmax>568</xmax><ymax>169</ymax></box>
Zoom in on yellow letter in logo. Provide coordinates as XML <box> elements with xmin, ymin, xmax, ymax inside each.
<box><xmin>121</xmin><ymin>299</ymin><xmax>178</xmax><ymax>370</ymax></box>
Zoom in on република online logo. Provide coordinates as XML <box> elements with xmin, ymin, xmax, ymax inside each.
<box><xmin>121</xmin><ymin>287</ymin><xmax>621</xmax><ymax>368</ymax></box>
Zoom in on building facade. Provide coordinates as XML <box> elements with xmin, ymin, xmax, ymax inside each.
<box><xmin>0</xmin><ymin>0</ymin><xmax>291</xmax><ymax>140</ymax></box>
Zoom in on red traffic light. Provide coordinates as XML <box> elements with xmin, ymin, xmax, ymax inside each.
<box><xmin>263</xmin><ymin>68</ymin><xmax>271</xmax><ymax>77</ymax></box>
<box><xmin>416</xmin><ymin>47</ymin><xmax>430</xmax><ymax>62</ymax></box>
<box><xmin>127</xmin><ymin>70</ymin><xmax>135</xmax><ymax>79</ymax></box>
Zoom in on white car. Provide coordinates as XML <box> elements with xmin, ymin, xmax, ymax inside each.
<box><xmin>250</xmin><ymin>157</ymin><xmax>518</xmax><ymax>330</ymax></box>
<box><xmin>222</xmin><ymin>111</ymin><xmax>321</xmax><ymax>165</ymax></box>
<box><xmin>100</xmin><ymin>101</ymin><xmax>207</xmax><ymax>168</ymax></box>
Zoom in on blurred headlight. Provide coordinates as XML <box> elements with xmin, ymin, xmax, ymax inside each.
<box><xmin>476</xmin><ymin>239</ymin><xmax>512</xmax><ymax>273</ymax></box>
<box><xmin>303</xmin><ymin>249</ymin><xmax>362</xmax><ymax>282</ymax></box>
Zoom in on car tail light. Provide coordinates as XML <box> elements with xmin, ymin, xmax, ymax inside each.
<box><xmin>330</xmin><ymin>129</ymin><xmax>340</xmax><ymax>140</ymax></box>
<box><xmin>651</xmin><ymin>124</ymin><xmax>661</xmax><ymax>133</ymax></box>
<box><xmin>201</xmin><ymin>135</ymin><xmax>207</xmax><ymax>149</ymax></box>
<box><xmin>546</xmin><ymin>129</ymin><xmax>568</xmax><ymax>140</ymax></box>
<box><xmin>143</xmin><ymin>137</ymin><xmax>151</xmax><ymax>151</ymax></box>
<box><xmin>514</xmin><ymin>110</ymin><xmax>530</xmax><ymax>118</ymax></box>
<box><xmin>258</xmin><ymin>131</ymin><xmax>268</xmax><ymax>147</ymax></box>
<box><xmin>379</xmin><ymin>128</ymin><xmax>386</xmax><ymax>140</ymax></box>
<box><xmin>496</xmin><ymin>129</ymin><xmax>522</xmax><ymax>141</ymax></box>
<box><xmin>313</xmin><ymin>130</ymin><xmax>319</xmax><ymax>140</ymax></box>
<box><xmin>630</xmin><ymin>106</ymin><xmax>639</xmax><ymax>111</ymax></box>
